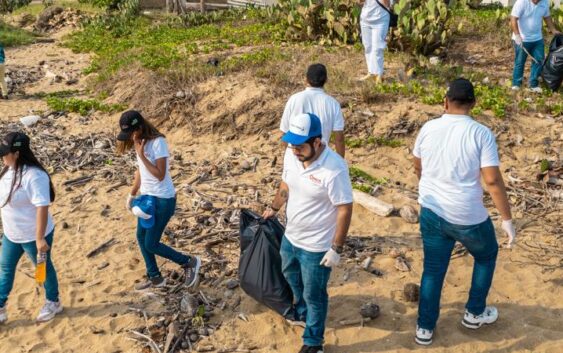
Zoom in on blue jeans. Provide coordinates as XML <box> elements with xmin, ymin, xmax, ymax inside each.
<box><xmin>0</xmin><ymin>231</ymin><xmax>59</xmax><ymax>307</ymax></box>
<box><xmin>512</xmin><ymin>39</ymin><xmax>545</xmax><ymax>88</ymax></box>
<box><xmin>136</xmin><ymin>197</ymin><xmax>189</xmax><ymax>278</ymax></box>
<box><xmin>280</xmin><ymin>237</ymin><xmax>332</xmax><ymax>347</ymax></box>
<box><xmin>417</xmin><ymin>208</ymin><xmax>498</xmax><ymax>330</ymax></box>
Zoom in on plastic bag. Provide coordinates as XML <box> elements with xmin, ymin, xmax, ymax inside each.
<box><xmin>542</xmin><ymin>34</ymin><xmax>563</xmax><ymax>92</ymax></box>
<box><xmin>238</xmin><ymin>209</ymin><xmax>293</xmax><ymax>318</ymax></box>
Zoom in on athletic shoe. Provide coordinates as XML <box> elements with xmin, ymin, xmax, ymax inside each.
<box><xmin>358</xmin><ymin>74</ymin><xmax>374</xmax><ymax>81</ymax></box>
<box><xmin>134</xmin><ymin>276</ymin><xmax>166</xmax><ymax>291</ymax></box>
<box><xmin>183</xmin><ymin>255</ymin><xmax>201</xmax><ymax>288</ymax></box>
<box><xmin>36</xmin><ymin>300</ymin><xmax>63</xmax><ymax>322</ymax></box>
<box><xmin>414</xmin><ymin>325</ymin><xmax>433</xmax><ymax>345</ymax></box>
<box><xmin>462</xmin><ymin>306</ymin><xmax>498</xmax><ymax>329</ymax></box>
<box><xmin>511</xmin><ymin>86</ymin><xmax>520</xmax><ymax>91</ymax></box>
<box><xmin>286</xmin><ymin>318</ymin><xmax>306</xmax><ymax>328</ymax></box>
<box><xmin>374</xmin><ymin>75</ymin><xmax>383</xmax><ymax>85</ymax></box>
<box><xmin>298</xmin><ymin>345</ymin><xmax>323</xmax><ymax>353</ymax></box>
<box><xmin>0</xmin><ymin>306</ymin><xmax>7</xmax><ymax>324</ymax></box>
<box><xmin>528</xmin><ymin>87</ymin><xmax>542</xmax><ymax>93</ymax></box>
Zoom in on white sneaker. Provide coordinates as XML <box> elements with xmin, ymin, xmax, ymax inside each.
<box><xmin>414</xmin><ymin>325</ymin><xmax>433</xmax><ymax>345</ymax></box>
<box><xmin>528</xmin><ymin>87</ymin><xmax>542</xmax><ymax>93</ymax></box>
<box><xmin>462</xmin><ymin>306</ymin><xmax>498</xmax><ymax>329</ymax></box>
<box><xmin>511</xmin><ymin>86</ymin><xmax>520</xmax><ymax>91</ymax></box>
<box><xmin>286</xmin><ymin>318</ymin><xmax>306</xmax><ymax>328</ymax></box>
<box><xmin>36</xmin><ymin>300</ymin><xmax>63</xmax><ymax>322</ymax></box>
<box><xmin>0</xmin><ymin>306</ymin><xmax>7</xmax><ymax>324</ymax></box>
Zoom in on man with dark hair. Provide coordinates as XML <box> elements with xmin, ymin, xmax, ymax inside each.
<box><xmin>412</xmin><ymin>78</ymin><xmax>516</xmax><ymax>345</ymax></box>
<box><xmin>264</xmin><ymin>113</ymin><xmax>353</xmax><ymax>353</ymax></box>
<box><xmin>280</xmin><ymin>63</ymin><xmax>345</xmax><ymax>158</ymax></box>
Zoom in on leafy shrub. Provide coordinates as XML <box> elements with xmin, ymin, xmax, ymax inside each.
<box><xmin>46</xmin><ymin>97</ymin><xmax>124</xmax><ymax>115</ymax></box>
<box><xmin>0</xmin><ymin>20</ymin><xmax>35</xmax><ymax>46</ymax></box>
<box><xmin>0</xmin><ymin>0</ymin><xmax>31</xmax><ymax>13</ymax></box>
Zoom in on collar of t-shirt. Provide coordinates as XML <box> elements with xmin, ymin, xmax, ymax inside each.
<box><xmin>295</xmin><ymin>144</ymin><xmax>330</xmax><ymax>172</ymax></box>
<box><xmin>305</xmin><ymin>87</ymin><xmax>325</xmax><ymax>93</ymax></box>
<box><xmin>442</xmin><ymin>113</ymin><xmax>472</xmax><ymax>120</ymax></box>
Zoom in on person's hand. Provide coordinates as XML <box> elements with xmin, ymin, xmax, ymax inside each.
<box><xmin>133</xmin><ymin>135</ymin><xmax>146</xmax><ymax>157</ymax></box>
<box><xmin>320</xmin><ymin>248</ymin><xmax>340</xmax><ymax>268</ymax></box>
<box><xmin>262</xmin><ymin>207</ymin><xmax>277</xmax><ymax>219</ymax></box>
<box><xmin>551</xmin><ymin>29</ymin><xmax>561</xmax><ymax>35</ymax></box>
<box><xmin>513</xmin><ymin>34</ymin><xmax>523</xmax><ymax>46</ymax></box>
<box><xmin>36</xmin><ymin>238</ymin><xmax>50</xmax><ymax>253</ymax></box>
<box><xmin>501</xmin><ymin>219</ymin><xmax>516</xmax><ymax>248</ymax></box>
<box><xmin>126</xmin><ymin>194</ymin><xmax>136</xmax><ymax>211</ymax></box>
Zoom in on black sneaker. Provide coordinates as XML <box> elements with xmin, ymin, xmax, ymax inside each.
<box><xmin>182</xmin><ymin>255</ymin><xmax>201</xmax><ymax>288</ymax></box>
<box><xmin>298</xmin><ymin>345</ymin><xmax>323</xmax><ymax>353</ymax></box>
<box><xmin>134</xmin><ymin>276</ymin><xmax>166</xmax><ymax>291</ymax></box>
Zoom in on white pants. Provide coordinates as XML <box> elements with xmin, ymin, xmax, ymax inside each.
<box><xmin>0</xmin><ymin>64</ymin><xmax>7</xmax><ymax>96</ymax></box>
<box><xmin>361</xmin><ymin>23</ymin><xmax>389</xmax><ymax>76</ymax></box>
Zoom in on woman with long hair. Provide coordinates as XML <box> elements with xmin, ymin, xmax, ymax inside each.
<box><xmin>0</xmin><ymin>132</ymin><xmax>62</xmax><ymax>323</ymax></box>
<box><xmin>116</xmin><ymin>110</ymin><xmax>201</xmax><ymax>290</ymax></box>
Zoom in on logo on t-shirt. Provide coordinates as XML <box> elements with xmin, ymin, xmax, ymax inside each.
<box><xmin>309</xmin><ymin>175</ymin><xmax>321</xmax><ymax>185</ymax></box>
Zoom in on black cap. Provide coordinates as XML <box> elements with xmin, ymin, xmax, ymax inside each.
<box><xmin>0</xmin><ymin>132</ymin><xmax>30</xmax><ymax>157</ymax></box>
<box><xmin>446</xmin><ymin>78</ymin><xmax>475</xmax><ymax>103</ymax></box>
<box><xmin>117</xmin><ymin>110</ymin><xmax>145</xmax><ymax>141</ymax></box>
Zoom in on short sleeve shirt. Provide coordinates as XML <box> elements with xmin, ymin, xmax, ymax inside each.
<box><xmin>0</xmin><ymin>166</ymin><xmax>55</xmax><ymax>243</ymax></box>
<box><xmin>280</xmin><ymin>87</ymin><xmax>345</xmax><ymax>145</ymax></box>
<box><xmin>511</xmin><ymin>0</ymin><xmax>550</xmax><ymax>42</ymax></box>
<box><xmin>413</xmin><ymin>114</ymin><xmax>499</xmax><ymax>225</ymax></box>
<box><xmin>137</xmin><ymin>137</ymin><xmax>176</xmax><ymax>198</ymax></box>
<box><xmin>282</xmin><ymin>147</ymin><xmax>353</xmax><ymax>252</ymax></box>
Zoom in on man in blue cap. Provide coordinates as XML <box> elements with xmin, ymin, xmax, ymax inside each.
<box><xmin>263</xmin><ymin>113</ymin><xmax>354</xmax><ymax>353</ymax></box>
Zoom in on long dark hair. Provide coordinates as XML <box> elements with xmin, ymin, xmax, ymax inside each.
<box><xmin>116</xmin><ymin>120</ymin><xmax>165</xmax><ymax>155</ymax></box>
<box><xmin>0</xmin><ymin>145</ymin><xmax>55</xmax><ymax>207</ymax></box>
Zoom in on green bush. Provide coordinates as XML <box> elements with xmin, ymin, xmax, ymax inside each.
<box><xmin>46</xmin><ymin>96</ymin><xmax>124</xmax><ymax>115</ymax></box>
<box><xmin>0</xmin><ymin>20</ymin><xmax>35</xmax><ymax>46</ymax></box>
<box><xmin>0</xmin><ymin>0</ymin><xmax>31</xmax><ymax>13</ymax></box>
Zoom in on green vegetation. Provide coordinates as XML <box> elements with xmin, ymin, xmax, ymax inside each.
<box><xmin>346</xmin><ymin>136</ymin><xmax>403</xmax><ymax>149</ymax></box>
<box><xmin>46</xmin><ymin>96</ymin><xmax>125</xmax><ymax>115</ymax></box>
<box><xmin>349</xmin><ymin>166</ymin><xmax>388</xmax><ymax>185</ymax></box>
<box><xmin>0</xmin><ymin>0</ymin><xmax>31</xmax><ymax>14</ymax></box>
<box><xmin>0</xmin><ymin>21</ymin><xmax>36</xmax><ymax>47</ymax></box>
<box><xmin>11</xmin><ymin>0</ymin><xmax>103</xmax><ymax>16</ymax></box>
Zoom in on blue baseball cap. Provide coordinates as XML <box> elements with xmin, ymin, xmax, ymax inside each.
<box><xmin>282</xmin><ymin>113</ymin><xmax>322</xmax><ymax>146</ymax></box>
<box><xmin>131</xmin><ymin>195</ymin><xmax>156</xmax><ymax>229</ymax></box>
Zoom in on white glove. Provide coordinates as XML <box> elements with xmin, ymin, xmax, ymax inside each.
<box><xmin>132</xmin><ymin>206</ymin><xmax>152</xmax><ymax>220</ymax></box>
<box><xmin>126</xmin><ymin>194</ymin><xmax>136</xmax><ymax>211</ymax></box>
<box><xmin>501</xmin><ymin>219</ymin><xmax>516</xmax><ymax>248</ymax></box>
<box><xmin>320</xmin><ymin>248</ymin><xmax>341</xmax><ymax>268</ymax></box>
<box><xmin>513</xmin><ymin>34</ymin><xmax>523</xmax><ymax>46</ymax></box>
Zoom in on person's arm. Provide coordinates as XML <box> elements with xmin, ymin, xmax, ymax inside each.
<box><xmin>414</xmin><ymin>157</ymin><xmax>422</xmax><ymax>180</ymax></box>
<box><xmin>36</xmin><ymin>206</ymin><xmax>50</xmax><ymax>253</ymax></box>
<box><xmin>481</xmin><ymin>167</ymin><xmax>512</xmax><ymax>221</ymax></box>
<box><xmin>332</xmin><ymin>203</ymin><xmax>353</xmax><ymax>247</ymax></box>
<box><xmin>333</xmin><ymin>131</ymin><xmax>345</xmax><ymax>158</ymax></box>
<box><xmin>262</xmin><ymin>181</ymin><xmax>289</xmax><ymax>219</ymax></box>
<box><xmin>544</xmin><ymin>17</ymin><xmax>561</xmax><ymax>34</ymax></box>
<box><xmin>510</xmin><ymin>16</ymin><xmax>520</xmax><ymax>36</ymax></box>
<box><xmin>131</xmin><ymin>169</ymin><xmax>141</xmax><ymax>195</ymax></box>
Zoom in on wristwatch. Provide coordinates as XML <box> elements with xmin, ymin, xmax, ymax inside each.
<box><xmin>331</xmin><ymin>244</ymin><xmax>344</xmax><ymax>254</ymax></box>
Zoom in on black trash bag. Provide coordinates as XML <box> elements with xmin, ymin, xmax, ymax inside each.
<box><xmin>542</xmin><ymin>34</ymin><xmax>563</xmax><ymax>92</ymax></box>
<box><xmin>238</xmin><ymin>209</ymin><xmax>293</xmax><ymax>318</ymax></box>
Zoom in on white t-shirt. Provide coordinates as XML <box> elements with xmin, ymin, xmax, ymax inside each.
<box><xmin>137</xmin><ymin>137</ymin><xmax>176</xmax><ymax>199</ymax></box>
<box><xmin>0</xmin><ymin>166</ymin><xmax>55</xmax><ymax>243</ymax></box>
<box><xmin>511</xmin><ymin>0</ymin><xmax>550</xmax><ymax>42</ymax></box>
<box><xmin>413</xmin><ymin>114</ymin><xmax>500</xmax><ymax>226</ymax></box>
<box><xmin>361</xmin><ymin>0</ymin><xmax>393</xmax><ymax>27</ymax></box>
<box><xmin>282</xmin><ymin>146</ymin><xmax>354</xmax><ymax>252</ymax></box>
<box><xmin>280</xmin><ymin>87</ymin><xmax>345</xmax><ymax>145</ymax></box>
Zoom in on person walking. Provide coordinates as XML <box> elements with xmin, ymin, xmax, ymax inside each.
<box><xmin>412</xmin><ymin>78</ymin><xmax>516</xmax><ymax>346</ymax></box>
<box><xmin>116</xmin><ymin>110</ymin><xmax>201</xmax><ymax>290</ymax></box>
<box><xmin>510</xmin><ymin>0</ymin><xmax>560</xmax><ymax>92</ymax></box>
<box><xmin>263</xmin><ymin>113</ymin><xmax>354</xmax><ymax>353</ymax></box>
<box><xmin>0</xmin><ymin>132</ymin><xmax>62</xmax><ymax>323</ymax></box>
<box><xmin>359</xmin><ymin>0</ymin><xmax>393</xmax><ymax>83</ymax></box>
<box><xmin>280</xmin><ymin>63</ymin><xmax>346</xmax><ymax>158</ymax></box>
<box><xmin>0</xmin><ymin>42</ymin><xmax>8</xmax><ymax>99</ymax></box>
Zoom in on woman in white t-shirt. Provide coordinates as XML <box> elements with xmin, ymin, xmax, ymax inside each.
<box><xmin>0</xmin><ymin>132</ymin><xmax>62</xmax><ymax>324</ymax></box>
<box><xmin>116</xmin><ymin>111</ymin><xmax>201</xmax><ymax>290</ymax></box>
<box><xmin>359</xmin><ymin>0</ymin><xmax>393</xmax><ymax>83</ymax></box>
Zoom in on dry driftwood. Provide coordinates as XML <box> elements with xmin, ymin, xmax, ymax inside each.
<box><xmin>86</xmin><ymin>238</ymin><xmax>117</xmax><ymax>258</ymax></box>
<box><xmin>353</xmin><ymin>190</ymin><xmax>394</xmax><ymax>217</ymax></box>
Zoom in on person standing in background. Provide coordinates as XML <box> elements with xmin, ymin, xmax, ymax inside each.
<box><xmin>359</xmin><ymin>0</ymin><xmax>393</xmax><ymax>84</ymax></box>
<box><xmin>0</xmin><ymin>42</ymin><xmax>8</xmax><ymax>99</ymax></box>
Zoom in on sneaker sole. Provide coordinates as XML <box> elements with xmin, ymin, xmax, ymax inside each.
<box><xmin>185</xmin><ymin>256</ymin><xmax>201</xmax><ymax>288</ymax></box>
<box><xmin>414</xmin><ymin>336</ymin><xmax>433</xmax><ymax>346</ymax></box>
<box><xmin>36</xmin><ymin>306</ymin><xmax>63</xmax><ymax>323</ymax></box>
<box><xmin>461</xmin><ymin>315</ymin><xmax>498</xmax><ymax>330</ymax></box>
<box><xmin>286</xmin><ymin>319</ymin><xmax>306</xmax><ymax>328</ymax></box>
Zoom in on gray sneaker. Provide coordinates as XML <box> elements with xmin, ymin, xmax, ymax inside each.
<box><xmin>134</xmin><ymin>276</ymin><xmax>166</xmax><ymax>291</ymax></box>
<box><xmin>0</xmin><ymin>305</ymin><xmax>7</xmax><ymax>324</ymax></box>
<box><xmin>36</xmin><ymin>300</ymin><xmax>63</xmax><ymax>322</ymax></box>
<box><xmin>182</xmin><ymin>256</ymin><xmax>201</xmax><ymax>288</ymax></box>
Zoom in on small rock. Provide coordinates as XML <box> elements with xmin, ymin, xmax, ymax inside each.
<box><xmin>62</xmin><ymin>222</ymin><xmax>69</xmax><ymax>229</ymax></box>
<box><xmin>360</xmin><ymin>302</ymin><xmax>380</xmax><ymax>319</ymax></box>
<box><xmin>361</xmin><ymin>257</ymin><xmax>372</xmax><ymax>270</ymax></box>
<box><xmin>90</xmin><ymin>326</ymin><xmax>105</xmax><ymax>334</ymax></box>
<box><xmin>197</xmin><ymin>327</ymin><xmax>208</xmax><ymax>336</ymax></box>
<box><xmin>399</xmin><ymin>205</ymin><xmax>419</xmax><ymax>224</ymax></box>
<box><xmin>180</xmin><ymin>294</ymin><xmax>198</xmax><ymax>317</ymax></box>
<box><xmin>429</xmin><ymin>56</ymin><xmax>441</xmax><ymax>65</ymax></box>
<box><xmin>240</xmin><ymin>160</ymin><xmax>252</xmax><ymax>171</ymax></box>
<box><xmin>394</xmin><ymin>256</ymin><xmax>411</xmax><ymax>272</ymax></box>
<box><xmin>181</xmin><ymin>341</ymin><xmax>190</xmax><ymax>349</ymax></box>
<box><xmin>199</xmin><ymin>200</ymin><xmax>213</xmax><ymax>211</ymax></box>
<box><xmin>66</xmin><ymin>78</ymin><xmax>79</xmax><ymax>85</ymax></box>
<box><xmin>225</xmin><ymin>279</ymin><xmax>239</xmax><ymax>290</ymax></box>
<box><xmin>176</xmin><ymin>90</ymin><xmax>186</xmax><ymax>99</ymax></box>
<box><xmin>388</xmin><ymin>247</ymin><xmax>402</xmax><ymax>258</ymax></box>
<box><xmin>189</xmin><ymin>333</ymin><xmax>199</xmax><ymax>342</ymax></box>
<box><xmin>223</xmin><ymin>289</ymin><xmax>234</xmax><ymax>299</ymax></box>
<box><xmin>404</xmin><ymin>283</ymin><xmax>420</xmax><ymax>302</ymax></box>
<box><xmin>97</xmin><ymin>262</ymin><xmax>109</xmax><ymax>270</ymax></box>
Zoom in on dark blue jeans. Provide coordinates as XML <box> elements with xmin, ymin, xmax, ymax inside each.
<box><xmin>0</xmin><ymin>231</ymin><xmax>59</xmax><ymax>307</ymax></box>
<box><xmin>280</xmin><ymin>236</ymin><xmax>332</xmax><ymax>347</ymax></box>
<box><xmin>136</xmin><ymin>197</ymin><xmax>189</xmax><ymax>278</ymax></box>
<box><xmin>417</xmin><ymin>207</ymin><xmax>498</xmax><ymax>330</ymax></box>
<box><xmin>512</xmin><ymin>39</ymin><xmax>545</xmax><ymax>88</ymax></box>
